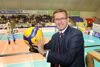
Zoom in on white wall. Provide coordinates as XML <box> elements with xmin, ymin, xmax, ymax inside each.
<box><xmin>68</xmin><ymin>10</ymin><xmax>96</xmax><ymax>18</ymax></box>
<box><xmin>80</xmin><ymin>11</ymin><xmax>96</xmax><ymax>18</ymax></box>
<box><xmin>96</xmin><ymin>9</ymin><xmax>100</xmax><ymax>18</ymax></box>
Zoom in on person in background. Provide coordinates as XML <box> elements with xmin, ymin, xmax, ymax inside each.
<box><xmin>5</xmin><ymin>20</ymin><xmax>16</xmax><ymax>45</ymax></box>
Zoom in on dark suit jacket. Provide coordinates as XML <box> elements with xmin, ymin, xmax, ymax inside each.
<box><xmin>44</xmin><ymin>26</ymin><xmax>85</xmax><ymax>67</ymax></box>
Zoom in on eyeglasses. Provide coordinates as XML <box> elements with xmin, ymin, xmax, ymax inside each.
<box><xmin>54</xmin><ymin>17</ymin><xmax>67</xmax><ymax>21</ymax></box>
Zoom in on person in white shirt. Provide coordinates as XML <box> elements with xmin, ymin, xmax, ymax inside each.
<box><xmin>5</xmin><ymin>20</ymin><xmax>16</xmax><ymax>45</ymax></box>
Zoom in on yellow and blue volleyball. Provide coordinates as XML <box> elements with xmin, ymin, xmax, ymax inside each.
<box><xmin>23</xmin><ymin>27</ymin><xmax>43</xmax><ymax>47</ymax></box>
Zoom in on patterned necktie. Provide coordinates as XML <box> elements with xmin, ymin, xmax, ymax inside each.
<box><xmin>55</xmin><ymin>33</ymin><xmax>63</xmax><ymax>67</ymax></box>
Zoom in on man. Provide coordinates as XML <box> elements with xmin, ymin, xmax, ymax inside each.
<box><xmin>36</xmin><ymin>9</ymin><xmax>85</xmax><ymax>67</ymax></box>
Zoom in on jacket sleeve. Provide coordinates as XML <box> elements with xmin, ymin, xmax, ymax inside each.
<box><xmin>47</xmin><ymin>31</ymin><xmax>84</xmax><ymax>65</ymax></box>
<box><xmin>44</xmin><ymin>34</ymin><xmax>56</xmax><ymax>50</ymax></box>
<box><xmin>44</xmin><ymin>39</ymin><xmax>52</xmax><ymax>50</ymax></box>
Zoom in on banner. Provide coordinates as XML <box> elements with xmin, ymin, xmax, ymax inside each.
<box><xmin>0</xmin><ymin>10</ymin><xmax>22</xmax><ymax>14</ymax></box>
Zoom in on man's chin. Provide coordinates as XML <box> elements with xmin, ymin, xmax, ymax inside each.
<box><xmin>59</xmin><ymin>28</ymin><xmax>64</xmax><ymax>31</ymax></box>
<box><xmin>57</xmin><ymin>27</ymin><xmax>64</xmax><ymax>31</ymax></box>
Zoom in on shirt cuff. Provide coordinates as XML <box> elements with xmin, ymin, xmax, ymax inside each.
<box><xmin>46</xmin><ymin>50</ymin><xmax>49</xmax><ymax>59</ymax></box>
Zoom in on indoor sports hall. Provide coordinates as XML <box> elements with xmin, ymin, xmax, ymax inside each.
<box><xmin>0</xmin><ymin>0</ymin><xmax>100</xmax><ymax>67</ymax></box>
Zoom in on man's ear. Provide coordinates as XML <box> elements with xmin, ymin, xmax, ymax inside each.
<box><xmin>67</xmin><ymin>17</ymin><xmax>69</xmax><ymax>21</ymax></box>
<box><xmin>67</xmin><ymin>17</ymin><xmax>70</xmax><ymax>25</ymax></box>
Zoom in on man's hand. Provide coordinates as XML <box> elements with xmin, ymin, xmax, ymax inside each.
<box><xmin>36</xmin><ymin>44</ymin><xmax>46</xmax><ymax>55</ymax></box>
<box><xmin>34</xmin><ymin>36</ymin><xmax>46</xmax><ymax>56</ymax></box>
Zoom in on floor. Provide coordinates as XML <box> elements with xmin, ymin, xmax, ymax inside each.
<box><xmin>0</xmin><ymin>27</ymin><xmax>100</xmax><ymax>67</ymax></box>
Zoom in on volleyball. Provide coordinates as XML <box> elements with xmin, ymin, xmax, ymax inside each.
<box><xmin>23</xmin><ymin>27</ymin><xmax>43</xmax><ymax>47</ymax></box>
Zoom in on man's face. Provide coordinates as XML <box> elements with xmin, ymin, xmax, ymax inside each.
<box><xmin>54</xmin><ymin>12</ymin><xmax>68</xmax><ymax>31</ymax></box>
